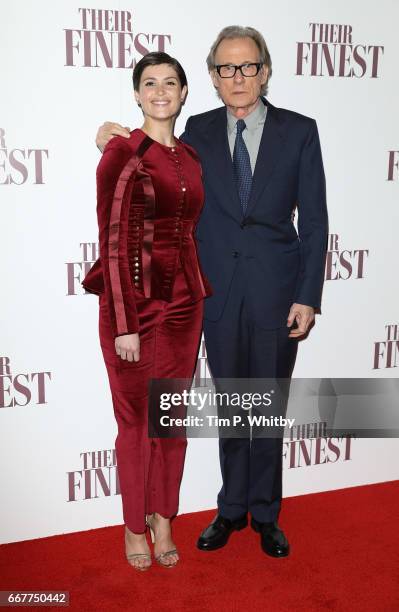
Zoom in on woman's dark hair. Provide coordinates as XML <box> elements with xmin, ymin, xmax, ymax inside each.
<box><xmin>133</xmin><ymin>52</ymin><xmax>188</xmax><ymax>91</ymax></box>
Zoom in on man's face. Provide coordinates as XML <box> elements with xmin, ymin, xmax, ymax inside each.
<box><xmin>211</xmin><ymin>37</ymin><xmax>268</xmax><ymax>115</ymax></box>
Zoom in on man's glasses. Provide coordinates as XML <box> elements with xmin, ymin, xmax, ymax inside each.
<box><xmin>215</xmin><ymin>63</ymin><xmax>263</xmax><ymax>78</ymax></box>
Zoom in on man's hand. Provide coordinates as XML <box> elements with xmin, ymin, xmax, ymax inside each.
<box><xmin>115</xmin><ymin>333</ymin><xmax>140</xmax><ymax>362</ymax></box>
<box><xmin>287</xmin><ymin>303</ymin><xmax>315</xmax><ymax>338</ymax></box>
<box><xmin>96</xmin><ymin>122</ymin><xmax>131</xmax><ymax>152</ymax></box>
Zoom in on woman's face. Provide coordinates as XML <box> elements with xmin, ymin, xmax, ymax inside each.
<box><xmin>134</xmin><ymin>63</ymin><xmax>187</xmax><ymax>122</ymax></box>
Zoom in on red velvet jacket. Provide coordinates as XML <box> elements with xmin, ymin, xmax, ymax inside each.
<box><xmin>82</xmin><ymin>129</ymin><xmax>212</xmax><ymax>337</ymax></box>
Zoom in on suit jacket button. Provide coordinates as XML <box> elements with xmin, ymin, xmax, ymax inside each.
<box><xmin>232</xmin><ymin>251</ymin><xmax>240</xmax><ymax>258</ymax></box>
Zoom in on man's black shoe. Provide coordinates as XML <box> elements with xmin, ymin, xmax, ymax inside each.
<box><xmin>197</xmin><ymin>513</ymin><xmax>248</xmax><ymax>551</ymax></box>
<box><xmin>251</xmin><ymin>517</ymin><xmax>290</xmax><ymax>557</ymax></box>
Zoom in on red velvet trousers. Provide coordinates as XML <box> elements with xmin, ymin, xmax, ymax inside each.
<box><xmin>98</xmin><ymin>260</ymin><xmax>203</xmax><ymax>533</ymax></box>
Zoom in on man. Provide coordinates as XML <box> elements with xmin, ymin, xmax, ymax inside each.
<box><xmin>96</xmin><ymin>25</ymin><xmax>328</xmax><ymax>558</ymax></box>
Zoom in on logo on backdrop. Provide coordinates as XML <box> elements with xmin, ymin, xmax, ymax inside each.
<box><xmin>0</xmin><ymin>129</ymin><xmax>49</xmax><ymax>185</ymax></box>
<box><xmin>67</xmin><ymin>449</ymin><xmax>120</xmax><ymax>501</ymax></box>
<box><xmin>325</xmin><ymin>233</ymin><xmax>369</xmax><ymax>281</ymax></box>
<box><xmin>66</xmin><ymin>242</ymin><xmax>98</xmax><ymax>295</ymax></box>
<box><xmin>387</xmin><ymin>151</ymin><xmax>399</xmax><ymax>181</ymax></box>
<box><xmin>283</xmin><ymin>421</ymin><xmax>355</xmax><ymax>469</ymax></box>
<box><xmin>296</xmin><ymin>23</ymin><xmax>384</xmax><ymax>78</ymax></box>
<box><xmin>373</xmin><ymin>324</ymin><xmax>399</xmax><ymax>370</ymax></box>
<box><xmin>0</xmin><ymin>357</ymin><xmax>51</xmax><ymax>409</ymax></box>
<box><xmin>64</xmin><ymin>8</ymin><xmax>172</xmax><ymax>68</ymax></box>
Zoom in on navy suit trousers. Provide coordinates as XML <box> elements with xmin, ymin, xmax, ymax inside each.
<box><xmin>203</xmin><ymin>257</ymin><xmax>298</xmax><ymax>522</ymax></box>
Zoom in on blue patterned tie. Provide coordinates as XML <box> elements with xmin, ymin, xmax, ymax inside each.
<box><xmin>233</xmin><ymin>119</ymin><xmax>252</xmax><ymax>215</ymax></box>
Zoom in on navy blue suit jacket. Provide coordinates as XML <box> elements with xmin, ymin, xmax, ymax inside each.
<box><xmin>181</xmin><ymin>97</ymin><xmax>328</xmax><ymax>329</ymax></box>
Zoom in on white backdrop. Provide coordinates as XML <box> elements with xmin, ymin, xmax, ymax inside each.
<box><xmin>1</xmin><ymin>0</ymin><xmax>398</xmax><ymax>544</ymax></box>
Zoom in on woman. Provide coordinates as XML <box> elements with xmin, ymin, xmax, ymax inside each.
<box><xmin>82</xmin><ymin>52</ymin><xmax>211</xmax><ymax>570</ymax></box>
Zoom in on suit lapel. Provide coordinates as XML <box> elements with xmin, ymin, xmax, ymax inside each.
<box><xmin>203</xmin><ymin>108</ymin><xmax>242</xmax><ymax>223</ymax></box>
<box><xmin>246</xmin><ymin>99</ymin><xmax>286</xmax><ymax>217</ymax></box>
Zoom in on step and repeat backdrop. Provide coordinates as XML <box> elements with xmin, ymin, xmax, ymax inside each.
<box><xmin>1</xmin><ymin>0</ymin><xmax>398</xmax><ymax>543</ymax></box>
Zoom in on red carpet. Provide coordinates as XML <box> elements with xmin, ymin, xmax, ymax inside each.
<box><xmin>1</xmin><ymin>481</ymin><xmax>398</xmax><ymax>611</ymax></box>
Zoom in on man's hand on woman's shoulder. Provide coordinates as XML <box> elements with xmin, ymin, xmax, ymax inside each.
<box><xmin>96</xmin><ymin>122</ymin><xmax>131</xmax><ymax>152</ymax></box>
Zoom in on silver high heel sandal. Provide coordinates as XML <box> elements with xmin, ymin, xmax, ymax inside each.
<box><xmin>146</xmin><ymin>514</ymin><xmax>179</xmax><ymax>568</ymax></box>
<box><xmin>125</xmin><ymin>526</ymin><xmax>152</xmax><ymax>571</ymax></box>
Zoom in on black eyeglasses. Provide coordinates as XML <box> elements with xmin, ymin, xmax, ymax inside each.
<box><xmin>215</xmin><ymin>63</ymin><xmax>263</xmax><ymax>78</ymax></box>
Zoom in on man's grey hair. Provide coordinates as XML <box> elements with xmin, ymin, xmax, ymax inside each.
<box><xmin>206</xmin><ymin>25</ymin><xmax>272</xmax><ymax>96</ymax></box>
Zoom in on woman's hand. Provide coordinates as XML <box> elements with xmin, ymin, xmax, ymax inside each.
<box><xmin>96</xmin><ymin>122</ymin><xmax>131</xmax><ymax>152</ymax></box>
<box><xmin>115</xmin><ymin>333</ymin><xmax>140</xmax><ymax>362</ymax></box>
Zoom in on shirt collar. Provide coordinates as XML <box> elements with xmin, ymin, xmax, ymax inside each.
<box><xmin>227</xmin><ymin>98</ymin><xmax>267</xmax><ymax>135</ymax></box>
